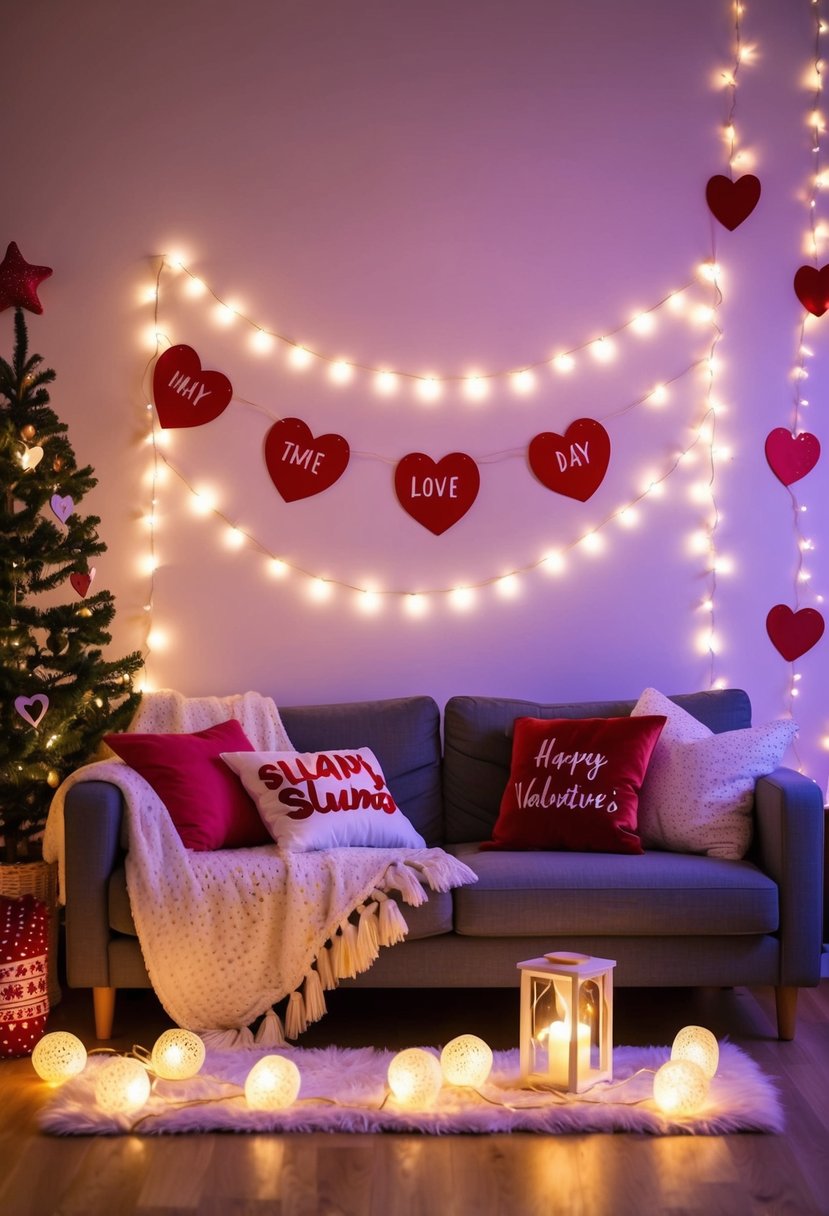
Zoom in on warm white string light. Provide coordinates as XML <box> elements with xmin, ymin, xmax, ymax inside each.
<box><xmin>156</xmin><ymin>253</ymin><xmax>715</xmax><ymax>403</ymax></box>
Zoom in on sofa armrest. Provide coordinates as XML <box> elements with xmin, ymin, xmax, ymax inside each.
<box><xmin>754</xmin><ymin>766</ymin><xmax>825</xmax><ymax>986</ymax></box>
<box><xmin>64</xmin><ymin>780</ymin><xmax>126</xmax><ymax>989</ymax></box>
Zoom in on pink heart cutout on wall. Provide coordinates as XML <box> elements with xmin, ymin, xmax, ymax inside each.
<box><xmin>394</xmin><ymin>452</ymin><xmax>480</xmax><ymax>535</ymax></box>
<box><xmin>264</xmin><ymin>418</ymin><xmax>350</xmax><ymax>502</ymax></box>
<box><xmin>528</xmin><ymin>419</ymin><xmax>611</xmax><ymax>502</ymax></box>
<box><xmin>70</xmin><ymin>568</ymin><xmax>96</xmax><ymax>598</ymax></box>
<box><xmin>794</xmin><ymin>265</ymin><xmax>829</xmax><ymax>317</ymax></box>
<box><xmin>766</xmin><ymin>605</ymin><xmax>825</xmax><ymax>661</ymax></box>
<box><xmin>705</xmin><ymin>174</ymin><xmax>761</xmax><ymax>230</ymax></box>
<box><xmin>765</xmin><ymin>428</ymin><xmax>820</xmax><ymax>486</ymax></box>
<box><xmin>14</xmin><ymin>694</ymin><xmax>49</xmax><ymax>729</ymax></box>
<box><xmin>153</xmin><ymin>345</ymin><xmax>233</xmax><ymax>428</ymax></box>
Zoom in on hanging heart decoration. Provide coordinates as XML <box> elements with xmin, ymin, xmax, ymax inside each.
<box><xmin>19</xmin><ymin>445</ymin><xmax>44</xmax><ymax>471</ymax></box>
<box><xmin>70</xmin><ymin>567</ymin><xmax>96</xmax><ymax>598</ymax></box>
<box><xmin>766</xmin><ymin>604</ymin><xmax>825</xmax><ymax>661</ymax></box>
<box><xmin>705</xmin><ymin>174</ymin><xmax>761</xmax><ymax>230</ymax></box>
<box><xmin>793</xmin><ymin>264</ymin><xmax>829</xmax><ymax>317</ymax></box>
<box><xmin>394</xmin><ymin>452</ymin><xmax>480</xmax><ymax>535</ymax></box>
<box><xmin>528</xmin><ymin>418</ymin><xmax>611</xmax><ymax>502</ymax></box>
<box><xmin>50</xmin><ymin>493</ymin><xmax>74</xmax><ymax>523</ymax></box>
<box><xmin>264</xmin><ymin>417</ymin><xmax>350</xmax><ymax>502</ymax></box>
<box><xmin>153</xmin><ymin>344</ymin><xmax>233</xmax><ymax>428</ymax></box>
<box><xmin>764</xmin><ymin>428</ymin><xmax>821</xmax><ymax>486</ymax></box>
<box><xmin>14</xmin><ymin>694</ymin><xmax>49</xmax><ymax>729</ymax></box>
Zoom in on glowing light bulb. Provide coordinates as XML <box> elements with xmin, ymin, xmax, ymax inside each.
<box><xmin>552</xmin><ymin>353</ymin><xmax>575</xmax><ymax>374</ymax></box>
<box><xmin>440</xmin><ymin>1035</ymin><xmax>493</xmax><ymax>1087</ymax></box>
<box><xmin>168</xmin><ymin>251</ymin><xmax>187</xmax><ymax>269</ymax></box>
<box><xmin>590</xmin><ymin>337</ymin><xmax>615</xmax><ymax>362</ymax></box>
<box><xmin>329</xmin><ymin>360</ymin><xmax>353</xmax><ymax>384</ymax></box>
<box><xmin>630</xmin><ymin>311</ymin><xmax>655</xmax><ymax>335</ymax></box>
<box><xmin>511</xmin><ymin>369</ymin><xmax>536</xmax><ymax>393</ymax></box>
<box><xmin>464</xmin><ymin>375</ymin><xmax>489</xmax><ymax>401</ymax></box>
<box><xmin>580</xmin><ymin>531</ymin><xmax>603</xmax><ymax>554</ymax></box>
<box><xmin>404</xmin><ymin>593</ymin><xmax>427</xmax><ymax>617</ymax></box>
<box><xmin>375</xmin><ymin>370</ymin><xmax>399</xmax><ymax>395</ymax></box>
<box><xmin>495</xmin><ymin>574</ymin><xmax>519</xmax><ymax>598</ymax></box>
<box><xmin>186</xmin><ymin>276</ymin><xmax>207</xmax><ymax>297</ymax></box>
<box><xmin>617</xmin><ymin>506</ymin><xmax>639</xmax><ymax>528</ymax></box>
<box><xmin>146</xmin><ymin>628</ymin><xmax>168</xmax><ymax>651</ymax></box>
<box><xmin>215</xmin><ymin>303</ymin><xmax>235</xmax><ymax>325</ymax></box>
<box><xmin>245</xmin><ymin>1055</ymin><xmax>301</xmax><ymax>1110</ymax></box>
<box><xmin>648</xmin><ymin>384</ymin><xmax>668</xmax><ymax>406</ymax></box>
<box><xmin>95</xmin><ymin>1057</ymin><xmax>151</xmax><ymax>1115</ymax></box>
<box><xmin>31</xmin><ymin>1033</ymin><xmax>88</xmax><ymax>1084</ymax></box>
<box><xmin>191</xmin><ymin>488</ymin><xmax>217</xmax><ymax>515</ymax></box>
<box><xmin>358</xmin><ymin>589</ymin><xmax>381</xmax><ymax>614</ymax></box>
<box><xmin>449</xmin><ymin>586</ymin><xmax>475</xmax><ymax>611</ymax></box>
<box><xmin>225</xmin><ymin>526</ymin><xmax>245</xmax><ymax>549</ymax></box>
<box><xmin>290</xmin><ymin>345</ymin><xmax>312</xmax><ymax>369</ymax></box>
<box><xmin>540</xmin><ymin>550</ymin><xmax>565</xmax><ymax>575</ymax></box>
<box><xmin>417</xmin><ymin>376</ymin><xmax>442</xmax><ymax>402</ymax></box>
<box><xmin>151</xmin><ymin>1030</ymin><xmax>205</xmax><ymax>1080</ymax></box>
<box><xmin>251</xmin><ymin>329</ymin><xmax>274</xmax><ymax>353</ymax></box>
<box><xmin>387</xmin><ymin>1048</ymin><xmax>443</xmax><ymax>1108</ymax></box>
<box><xmin>269</xmin><ymin>558</ymin><xmax>288</xmax><ymax>578</ymax></box>
<box><xmin>309</xmin><ymin>578</ymin><xmax>331</xmax><ymax>601</ymax></box>
<box><xmin>653</xmin><ymin>1059</ymin><xmax>709</xmax><ymax>1116</ymax></box>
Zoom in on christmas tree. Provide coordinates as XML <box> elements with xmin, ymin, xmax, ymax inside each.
<box><xmin>0</xmin><ymin>242</ymin><xmax>142</xmax><ymax>862</ymax></box>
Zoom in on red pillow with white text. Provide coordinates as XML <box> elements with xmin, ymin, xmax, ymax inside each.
<box><xmin>482</xmin><ymin>714</ymin><xmax>667</xmax><ymax>854</ymax></box>
<box><xmin>104</xmin><ymin>719</ymin><xmax>271</xmax><ymax>851</ymax></box>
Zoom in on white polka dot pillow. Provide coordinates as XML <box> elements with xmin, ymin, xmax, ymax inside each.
<box><xmin>221</xmin><ymin>747</ymin><xmax>426</xmax><ymax>852</ymax></box>
<box><xmin>631</xmin><ymin>687</ymin><xmax>798</xmax><ymax>859</ymax></box>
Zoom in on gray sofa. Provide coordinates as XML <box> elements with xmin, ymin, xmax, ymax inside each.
<box><xmin>62</xmin><ymin>689</ymin><xmax>825</xmax><ymax>1042</ymax></box>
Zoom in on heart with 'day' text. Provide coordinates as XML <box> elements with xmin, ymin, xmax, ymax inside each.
<box><xmin>264</xmin><ymin>418</ymin><xmax>350</xmax><ymax>502</ymax></box>
<box><xmin>766</xmin><ymin>604</ymin><xmax>825</xmax><ymax>661</ymax></box>
<box><xmin>764</xmin><ymin>428</ymin><xmax>820</xmax><ymax>486</ymax></box>
<box><xmin>705</xmin><ymin>174</ymin><xmax>761</xmax><ymax>230</ymax></box>
<box><xmin>528</xmin><ymin>418</ymin><xmax>611</xmax><ymax>502</ymax></box>
<box><xmin>153</xmin><ymin>345</ymin><xmax>233</xmax><ymax>428</ymax></box>
<box><xmin>394</xmin><ymin>452</ymin><xmax>480</xmax><ymax>535</ymax></box>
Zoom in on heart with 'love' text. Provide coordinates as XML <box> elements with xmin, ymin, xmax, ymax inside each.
<box><xmin>528</xmin><ymin>418</ymin><xmax>611</xmax><ymax>502</ymax></box>
<box><xmin>766</xmin><ymin>604</ymin><xmax>825</xmax><ymax>661</ymax></box>
<box><xmin>394</xmin><ymin>452</ymin><xmax>480</xmax><ymax>535</ymax></box>
<box><xmin>705</xmin><ymin>174</ymin><xmax>761</xmax><ymax>230</ymax></box>
<box><xmin>264</xmin><ymin>418</ymin><xmax>350</xmax><ymax>502</ymax></box>
<box><xmin>153</xmin><ymin>345</ymin><xmax>233</xmax><ymax>428</ymax></box>
<box><xmin>765</xmin><ymin>428</ymin><xmax>820</xmax><ymax>486</ymax></box>
<box><xmin>794</xmin><ymin>265</ymin><xmax>829</xmax><ymax>317</ymax></box>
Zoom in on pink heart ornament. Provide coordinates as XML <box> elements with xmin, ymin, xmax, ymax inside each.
<box><xmin>50</xmin><ymin>493</ymin><xmax>74</xmax><ymax>523</ymax></box>
<box><xmin>15</xmin><ymin>694</ymin><xmax>49</xmax><ymax>729</ymax></box>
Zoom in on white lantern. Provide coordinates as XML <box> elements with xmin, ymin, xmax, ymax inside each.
<box><xmin>31</xmin><ymin>1032</ymin><xmax>88</xmax><ymax>1084</ymax></box>
<box><xmin>653</xmin><ymin>1058</ymin><xmax>710</xmax><ymax>1115</ymax></box>
<box><xmin>440</xmin><ymin>1034</ymin><xmax>493</xmax><ymax>1087</ymax></box>
<box><xmin>151</xmin><ymin>1029</ymin><xmax>206</xmax><ymax>1080</ymax></box>
<box><xmin>670</xmin><ymin>1025</ymin><xmax>719</xmax><ymax>1079</ymax></box>
<box><xmin>387</xmin><ymin>1048</ymin><xmax>443</xmax><ymax>1108</ymax></box>
<box><xmin>95</xmin><ymin>1056</ymin><xmax>152</xmax><ymax>1114</ymax></box>
<box><xmin>244</xmin><ymin>1055</ymin><xmax>301</xmax><ymax>1110</ymax></box>
<box><xmin>518</xmin><ymin>951</ymin><xmax>616</xmax><ymax>1093</ymax></box>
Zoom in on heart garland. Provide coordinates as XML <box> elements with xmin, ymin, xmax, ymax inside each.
<box><xmin>264</xmin><ymin>418</ymin><xmax>350</xmax><ymax>502</ymax></box>
<box><xmin>14</xmin><ymin>694</ymin><xmax>49</xmax><ymax>729</ymax></box>
<box><xmin>153</xmin><ymin>345</ymin><xmax>233</xmax><ymax>429</ymax></box>
<box><xmin>70</xmin><ymin>568</ymin><xmax>96</xmax><ymax>598</ymax></box>
<box><xmin>764</xmin><ymin>429</ymin><xmax>821</xmax><ymax>487</ymax></box>
<box><xmin>394</xmin><ymin>452</ymin><xmax>480</xmax><ymax>534</ymax></box>
<box><xmin>527</xmin><ymin>419</ymin><xmax>611</xmax><ymax>502</ymax></box>
<box><xmin>793</xmin><ymin>264</ymin><xmax>829</xmax><ymax>317</ymax></box>
<box><xmin>705</xmin><ymin>174</ymin><xmax>761</xmax><ymax>231</ymax></box>
<box><xmin>766</xmin><ymin>605</ymin><xmax>825</xmax><ymax>661</ymax></box>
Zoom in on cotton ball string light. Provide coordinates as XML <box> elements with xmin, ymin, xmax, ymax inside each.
<box><xmin>652</xmin><ymin>1058</ymin><xmax>710</xmax><ymax>1116</ymax></box>
<box><xmin>151</xmin><ymin>1028</ymin><xmax>206</xmax><ymax>1080</ymax></box>
<box><xmin>31</xmin><ymin>1032</ymin><xmax>88</xmax><ymax>1084</ymax></box>
<box><xmin>670</xmin><ymin>1025</ymin><xmax>719</xmax><ymax>1079</ymax></box>
<box><xmin>440</xmin><ymin>1034</ymin><xmax>493</xmax><ymax>1087</ymax></box>
<box><xmin>387</xmin><ymin>1048</ymin><xmax>444</xmax><ymax>1108</ymax></box>
<box><xmin>94</xmin><ymin>1056</ymin><xmax>152</xmax><ymax>1114</ymax></box>
<box><xmin>244</xmin><ymin>1055</ymin><xmax>302</xmax><ymax>1110</ymax></box>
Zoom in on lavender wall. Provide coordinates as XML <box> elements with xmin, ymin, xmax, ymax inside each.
<box><xmin>3</xmin><ymin>0</ymin><xmax>827</xmax><ymax>786</ymax></box>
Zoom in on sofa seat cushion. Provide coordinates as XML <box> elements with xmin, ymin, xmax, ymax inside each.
<box><xmin>107</xmin><ymin>865</ymin><xmax>453</xmax><ymax>940</ymax></box>
<box><xmin>447</xmin><ymin>843</ymin><xmax>778</xmax><ymax>937</ymax></box>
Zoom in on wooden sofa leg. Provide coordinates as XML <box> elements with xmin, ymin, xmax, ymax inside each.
<box><xmin>775</xmin><ymin>985</ymin><xmax>798</xmax><ymax>1041</ymax></box>
<box><xmin>93</xmin><ymin>986</ymin><xmax>116</xmax><ymax>1040</ymax></box>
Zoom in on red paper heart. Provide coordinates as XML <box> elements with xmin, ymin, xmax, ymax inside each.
<box><xmin>70</xmin><ymin>568</ymin><xmax>95</xmax><ymax>598</ymax></box>
<box><xmin>705</xmin><ymin>174</ymin><xmax>761</xmax><ymax>230</ymax></box>
<box><xmin>766</xmin><ymin>604</ymin><xmax>825</xmax><ymax>661</ymax></box>
<box><xmin>264</xmin><ymin>418</ymin><xmax>350</xmax><ymax>502</ymax></box>
<box><xmin>765</xmin><ymin>428</ymin><xmax>821</xmax><ymax>486</ymax></box>
<box><xmin>394</xmin><ymin>452</ymin><xmax>480</xmax><ymax>535</ymax></box>
<box><xmin>794</xmin><ymin>265</ymin><xmax>829</xmax><ymax>317</ymax></box>
<box><xmin>528</xmin><ymin>419</ymin><xmax>611</xmax><ymax>502</ymax></box>
<box><xmin>153</xmin><ymin>345</ymin><xmax>233</xmax><ymax>428</ymax></box>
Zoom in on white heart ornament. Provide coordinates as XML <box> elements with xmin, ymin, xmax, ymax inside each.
<box><xmin>14</xmin><ymin>694</ymin><xmax>49</xmax><ymax>729</ymax></box>
<box><xmin>20</xmin><ymin>446</ymin><xmax>44</xmax><ymax>471</ymax></box>
<box><xmin>50</xmin><ymin>494</ymin><xmax>74</xmax><ymax>523</ymax></box>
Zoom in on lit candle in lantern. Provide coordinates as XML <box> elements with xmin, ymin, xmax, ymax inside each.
<box><xmin>542</xmin><ymin>1020</ymin><xmax>591</xmax><ymax>1088</ymax></box>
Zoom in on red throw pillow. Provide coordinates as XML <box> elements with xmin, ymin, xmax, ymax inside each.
<box><xmin>105</xmin><ymin>719</ymin><xmax>271</xmax><ymax>851</ymax></box>
<box><xmin>0</xmin><ymin>894</ymin><xmax>50</xmax><ymax>1058</ymax></box>
<box><xmin>483</xmin><ymin>715</ymin><xmax>667</xmax><ymax>854</ymax></box>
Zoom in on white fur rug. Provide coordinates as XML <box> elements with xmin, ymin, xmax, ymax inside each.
<box><xmin>38</xmin><ymin>1042</ymin><xmax>783</xmax><ymax>1136</ymax></box>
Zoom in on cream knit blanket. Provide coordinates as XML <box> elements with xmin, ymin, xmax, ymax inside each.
<box><xmin>43</xmin><ymin>691</ymin><xmax>477</xmax><ymax>1046</ymax></box>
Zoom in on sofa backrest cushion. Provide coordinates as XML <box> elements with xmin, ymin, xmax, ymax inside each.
<box><xmin>279</xmin><ymin>696</ymin><xmax>443</xmax><ymax>845</ymax></box>
<box><xmin>442</xmin><ymin>690</ymin><xmax>752</xmax><ymax>844</ymax></box>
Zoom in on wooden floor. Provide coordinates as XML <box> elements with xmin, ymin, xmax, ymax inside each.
<box><xmin>1</xmin><ymin>978</ymin><xmax>828</xmax><ymax>1216</ymax></box>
